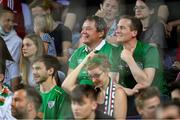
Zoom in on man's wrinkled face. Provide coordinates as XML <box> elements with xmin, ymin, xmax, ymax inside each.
<box><xmin>81</xmin><ymin>20</ymin><xmax>101</xmax><ymax>46</ymax></box>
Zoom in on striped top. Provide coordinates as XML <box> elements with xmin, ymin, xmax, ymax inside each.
<box><xmin>98</xmin><ymin>79</ymin><xmax>116</xmax><ymax>117</ymax></box>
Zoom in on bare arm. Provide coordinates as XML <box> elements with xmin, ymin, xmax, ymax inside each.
<box><xmin>62</xmin><ymin>51</ymin><xmax>95</xmax><ymax>94</ymax></box>
<box><xmin>114</xmin><ymin>86</ymin><xmax>127</xmax><ymax>119</ymax></box>
<box><xmin>109</xmin><ymin>72</ymin><xmax>138</xmax><ymax>96</ymax></box>
<box><xmin>121</xmin><ymin>48</ymin><xmax>155</xmax><ymax>87</ymax></box>
<box><xmin>127</xmin><ymin>58</ymin><xmax>155</xmax><ymax>87</ymax></box>
<box><xmin>61</xmin><ymin>63</ymin><xmax>84</xmax><ymax>94</ymax></box>
<box><xmin>169</xmin><ymin>19</ymin><xmax>180</xmax><ymax>26</ymax></box>
<box><xmin>57</xmin><ymin>41</ymin><xmax>72</xmax><ymax>64</ymax></box>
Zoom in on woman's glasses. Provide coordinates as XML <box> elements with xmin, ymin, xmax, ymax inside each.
<box><xmin>89</xmin><ymin>71</ymin><xmax>103</xmax><ymax>79</ymax></box>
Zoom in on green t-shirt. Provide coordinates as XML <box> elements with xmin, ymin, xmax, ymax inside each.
<box><xmin>110</xmin><ymin>41</ymin><xmax>169</xmax><ymax>95</ymax></box>
<box><xmin>69</xmin><ymin>40</ymin><xmax>114</xmax><ymax>85</ymax></box>
<box><xmin>40</xmin><ymin>85</ymin><xmax>72</xmax><ymax>119</ymax></box>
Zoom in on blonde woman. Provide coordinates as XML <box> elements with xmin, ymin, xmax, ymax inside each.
<box><xmin>34</xmin><ymin>14</ymin><xmax>57</xmax><ymax>56</ymax></box>
<box><xmin>20</xmin><ymin>34</ymin><xmax>45</xmax><ymax>87</ymax></box>
<box><xmin>62</xmin><ymin>51</ymin><xmax>127</xmax><ymax>119</ymax></box>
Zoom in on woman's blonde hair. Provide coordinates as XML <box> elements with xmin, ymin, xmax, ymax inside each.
<box><xmin>84</xmin><ymin>54</ymin><xmax>111</xmax><ymax>72</ymax></box>
<box><xmin>20</xmin><ymin>34</ymin><xmax>45</xmax><ymax>85</ymax></box>
<box><xmin>34</xmin><ymin>14</ymin><xmax>54</xmax><ymax>33</ymax></box>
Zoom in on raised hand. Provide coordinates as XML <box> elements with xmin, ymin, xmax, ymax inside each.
<box><xmin>95</xmin><ymin>4</ymin><xmax>106</xmax><ymax>18</ymax></box>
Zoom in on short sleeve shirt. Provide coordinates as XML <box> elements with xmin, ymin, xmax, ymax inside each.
<box><xmin>41</xmin><ymin>33</ymin><xmax>57</xmax><ymax>56</ymax></box>
<box><xmin>110</xmin><ymin>41</ymin><xmax>169</xmax><ymax>95</ymax></box>
<box><xmin>49</xmin><ymin>23</ymin><xmax>72</xmax><ymax>56</ymax></box>
<box><xmin>40</xmin><ymin>85</ymin><xmax>72</xmax><ymax>119</ymax></box>
<box><xmin>69</xmin><ymin>40</ymin><xmax>114</xmax><ymax>85</ymax></box>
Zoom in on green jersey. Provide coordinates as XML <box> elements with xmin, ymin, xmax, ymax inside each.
<box><xmin>40</xmin><ymin>85</ymin><xmax>72</xmax><ymax>119</ymax></box>
<box><xmin>110</xmin><ymin>41</ymin><xmax>169</xmax><ymax>95</ymax></box>
<box><xmin>69</xmin><ymin>40</ymin><xmax>114</xmax><ymax>85</ymax></box>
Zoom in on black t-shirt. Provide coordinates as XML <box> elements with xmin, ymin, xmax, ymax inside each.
<box><xmin>49</xmin><ymin>23</ymin><xmax>72</xmax><ymax>56</ymax></box>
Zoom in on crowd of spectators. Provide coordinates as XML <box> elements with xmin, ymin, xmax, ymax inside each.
<box><xmin>0</xmin><ymin>0</ymin><xmax>180</xmax><ymax>119</ymax></box>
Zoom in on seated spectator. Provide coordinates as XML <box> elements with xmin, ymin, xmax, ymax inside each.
<box><xmin>0</xmin><ymin>7</ymin><xmax>22</xmax><ymax>90</ymax></box>
<box><xmin>67</xmin><ymin>15</ymin><xmax>114</xmax><ymax>85</ymax></box>
<box><xmin>33</xmin><ymin>14</ymin><xmax>57</xmax><ymax>56</ymax></box>
<box><xmin>110</xmin><ymin>15</ymin><xmax>169</xmax><ymax>96</ymax></box>
<box><xmin>95</xmin><ymin>0</ymin><xmax>122</xmax><ymax>46</ymax></box>
<box><xmin>11</xmin><ymin>84</ymin><xmax>42</xmax><ymax>119</ymax></box>
<box><xmin>0</xmin><ymin>0</ymin><xmax>26</xmax><ymax>38</ymax></box>
<box><xmin>20</xmin><ymin>34</ymin><xmax>45</xmax><ymax>87</ymax></box>
<box><xmin>135</xmin><ymin>0</ymin><xmax>167</xmax><ymax>59</ymax></box>
<box><xmin>135</xmin><ymin>86</ymin><xmax>161</xmax><ymax>119</ymax></box>
<box><xmin>62</xmin><ymin>52</ymin><xmax>127</xmax><ymax>119</ymax></box>
<box><xmin>122</xmin><ymin>0</ymin><xmax>169</xmax><ymax>21</ymax></box>
<box><xmin>70</xmin><ymin>84</ymin><xmax>114</xmax><ymax>119</ymax></box>
<box><xmin>156</xmin><ymin>100</ymin><xmax>180</xmax><ymax>119</ymax></box>
<box><xmin>29</xmin><ymin>0</ymin><xmax>72</xmax><ymax>74</ymax></box>
<box><xmin>32</xmin><ymin>55</ymin><xmax>72</xmax><ymax>119</ymax></box>
<box><xmin>109</xmin><ymin>15</ymin><xmax>169</xmax><ymax>117</ymax></box>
